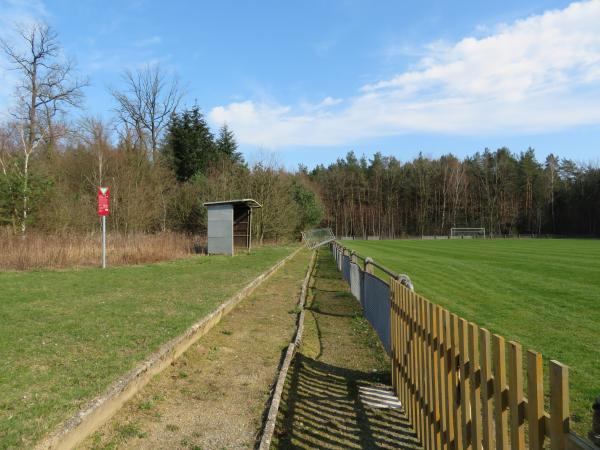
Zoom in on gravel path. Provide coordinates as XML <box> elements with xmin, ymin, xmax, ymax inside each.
<box><xmin>80</xmin><ymin>249</ymin><xmax>311</xmax><ymax>450</ymax></box>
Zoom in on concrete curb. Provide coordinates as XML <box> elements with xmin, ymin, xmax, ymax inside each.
<box><xmin>258</xmin><ymin>249</ymin><xmax>317</xmax><ymax>450</ymax></box>
<box><xmin>35</xmin><ymin>247</ymin><xmax>302</xmax><ymax>450</ymax></box>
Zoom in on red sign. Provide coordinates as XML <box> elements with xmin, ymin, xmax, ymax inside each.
<box><xmin>97</xmin><ymin>187</ymin><xmax>110</xmax><ymax>216</ymax></box>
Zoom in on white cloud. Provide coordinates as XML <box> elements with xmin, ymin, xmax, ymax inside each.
<box><xmin>210</xmin><ymin>1</ymin><xmax>600</xmax><ymax>148</ymax></box>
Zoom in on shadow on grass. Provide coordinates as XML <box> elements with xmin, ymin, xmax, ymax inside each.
<box><xmin>275</xmin><ymin>355</ymin><xmax>421</xmax><ymax>449</ymax></box>
<box><xmin>274</xmin><ymin>248</ymin><xmax>421</xmax><ymax>449</ymax></box>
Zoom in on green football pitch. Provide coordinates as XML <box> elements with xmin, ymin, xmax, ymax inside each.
<box><xmin>341</xmin><ymin>238</ymin><xmax>600</xmax><ymax>436</ymax></box>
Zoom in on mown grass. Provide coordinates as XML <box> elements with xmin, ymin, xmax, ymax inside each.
<box><xmin>341</xmin><ymin>238</ymin><xmax>600</xmax><ymax>436</ymax></box>
<box><xmin>0</xmin><ymin>246</ymin><xmax>295</xmax><ymax>449</ymax></box>
<box><xmin>274</xmin><ymin>249</ymin><xmax>421</xmax><ymax>449</ymax></box>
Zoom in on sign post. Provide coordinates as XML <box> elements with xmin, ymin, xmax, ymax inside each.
<box><xmin>97</xmin><ymin>187</ymin><xmax>110</xmax><ymax>268</ymax></box>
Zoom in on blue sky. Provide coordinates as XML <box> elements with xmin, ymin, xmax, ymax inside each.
<box><xmin>1</xmin><ymin>0</ymin><xmax>600</xmax><ymax>169</ymax></box>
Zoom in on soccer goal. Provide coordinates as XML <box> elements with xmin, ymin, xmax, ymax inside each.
<box><xmin>301</xmin><ymin>228</ymin><xmax>336</xmax><ymax>249</ymax></box>
<box><xmin>450</xmin><ymin>227</ymin><xmax>486</xmax><ymax>239</ymax></box>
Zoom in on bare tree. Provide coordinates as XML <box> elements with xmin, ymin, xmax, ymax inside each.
<box><xmin>79</xmin><ymin>116</ymin><xmax>111</xmax><ymax>186</ymax></box>
<box><xmin>110</xmin><ymin>65</ymin><xmax>182</xmax><ymax>162</ymax></box>
<box><xmin>0</xmin><ymin>22</ymin><xmax>87</xmax><ymax>234</ymax></box>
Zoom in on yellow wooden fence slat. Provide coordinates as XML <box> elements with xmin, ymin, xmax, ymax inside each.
<box><xmin>479</xmin><ymin>328</ymin><xmax>495</xmax><ymax>450</ymax></box>
<box><xmin>469</xmin><ymin>322</ymin><xmax>483</xmax><ymax>449</ymax></box>
<box><xmin>418</xmin><ymin>295</ymin><xmax>427</xmax><ymax>446</ymax></box>
<box><xmin>459</xmin><ymin>318</ymin><xmax>472</xmax><ymax>449</ymax></box>
<box><xmin>450</xmin><ymin>314</ymin><xmax>463</xmax><ymax>450</ymax></box>
<box><xmin>508</xmin><ymin>341</ymin><xmax>526</xmax><ymax>450</ymax></box>
<box><xmin>413</xmin><ymin>293</ymin><xmax>421</xmax><ymax>445</ymax></box>
<box><xmin>443</xmin><ymin>310</ymin><xmax>456</xmax><ymax>450</ymax></box>
<box><xmin>527</xmin><ymin>350</ymin><xmax>545</xmax><ymax>450</ymax></box>
<box><xmin>493</xmin><ymin>334</ymin><xmax>509</xmax><ymax>450</ymax></box>
<box><xmin>430</xmin><ymin>303</ymin><xmax>442</xmax><ymax>449</ymax></box>
<box><xmin>425</xmin><ymin>299</ymin><xmax>435</xmax><ymax>449</ymax></box>
<box><xmin>410</xmin><ymin>289</ymin><xmax>417</xmax><ymax>429</ymax></box>
<box><xmin>436</xmin><ymin>306</ymin><xmax>448</xmax><ymax>450</ymax></box>
<box><xmin>549</xmin><ymin>360</ymin><xmax>569</xmax><ymax>450</ymax></box>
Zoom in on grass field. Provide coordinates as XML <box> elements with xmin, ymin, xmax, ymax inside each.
<box><xmin>341</xmin><ymin>238</ymin><xmax>600</xmax><ymax>436</ymax></box>
<box><xmin>0</xmin><ymin>246</ymin><xmax>295</xmax><ymax>449</ymax></box>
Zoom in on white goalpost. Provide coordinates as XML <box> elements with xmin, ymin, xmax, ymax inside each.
<box><xmin>450</xmin><ymin>227</ymin><xmax>486</xmax><ymax>239</ymax></box>
<box><xmin>301</xmin><ymin>228</ymin><xmax>336</xmax><ymax>249</ymax></box>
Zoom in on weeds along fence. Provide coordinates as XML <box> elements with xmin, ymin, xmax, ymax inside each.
<box><xmin>330</xmin><ymin>241</ymin><xmax>597</xmax><ymax>450</ymax></box>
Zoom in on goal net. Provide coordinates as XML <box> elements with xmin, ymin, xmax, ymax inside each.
<box><xmin>450</xmin><ymin>227</ymin><xmax>486</xmax><ymax>239</ymax></box>
<box><xmin>301</xmin><ymin>228</ymin><xmax>336</xmax><ymax>249</ymax></box>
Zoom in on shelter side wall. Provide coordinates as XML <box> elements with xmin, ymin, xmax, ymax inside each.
<box><xmin>207</xmin><ymin>204</ymin><xmax>234</xmax><ymax>255</ymax></box>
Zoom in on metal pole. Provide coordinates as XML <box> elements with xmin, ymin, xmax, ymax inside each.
<box><xmin>102</xmin><ymin>215</ymin><xmax>106</xmax><ymax>269</ymax></box>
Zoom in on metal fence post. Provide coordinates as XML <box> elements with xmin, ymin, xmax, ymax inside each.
<box><xmin>364</xmin><ymin>257</ymin><xmax>374</xmax><ymax>274</ymax></box>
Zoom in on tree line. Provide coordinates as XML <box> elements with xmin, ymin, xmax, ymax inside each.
<box><xmin>309</xmin><ymin>149</ymin><xmax>600</xmax><ymax>237</ymax></box>
<box><xmin>0</xmin><ymin>22</ymin><xmax>323</xmax><ymax>242</ymax></box>
<box><xmin>1</xmin><ymin>22</ymin><xmax>598</xmax><ymax>242</ymax></box>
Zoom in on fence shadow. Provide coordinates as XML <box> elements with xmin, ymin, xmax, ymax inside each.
<box><xmin>275</xmin><ymin>354</ymin><xmax>422</xmax><ymax>449</ymax></box>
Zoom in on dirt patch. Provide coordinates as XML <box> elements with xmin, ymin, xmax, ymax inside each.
<box><xmin>80</xmin><ymin>249</ymin><xmax>311</xmax><ymax>450</ymax></box>
<box><xmin>272</xmin><ymin>249</ymin><xmax>422</xmax><ymax>449</ymax></box>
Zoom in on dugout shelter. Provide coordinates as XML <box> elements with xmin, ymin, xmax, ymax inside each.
<box><xmin>204</xmin><ymin>199</ymin><xmax>262</xmax><ymax>255</ymax></box>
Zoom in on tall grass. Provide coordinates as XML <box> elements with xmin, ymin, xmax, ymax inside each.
<box><xmin>0</xmin><ymin>231</ymin><xmax>204</xmax><ymax>270</ymax></box>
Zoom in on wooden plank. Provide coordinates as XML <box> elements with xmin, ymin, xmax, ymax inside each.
<box><xmin>417</xmin><ymin>295</ymin><xmax>427</xmax><ymax>445</ymax></box>
<box><xmin>399</xmin><ymin>285</ymin><xmax>406</xmax><ymax>409</ymax></box>
<box><xmin>402</xmin><ymin>286</ymin><xmax>410</xmax><ymax>415</ymax></box>
<box><xmin>424</xmin><ymin>299</ymin><xmax>434</xmax><ymax>449</ymax></box>
<box><xmin>391</xmin><ymin>283</ymin><xmax>398</xmax><ymax>395</ymax></box>
<box><xmin>549</xmin><ymin>360</ymin><xmax>569</xmax><ymax>450</ymax></box>
<box><xmin>527</xmin><ymin>350</ymin><xmax>545</xmax><ymax>450</ymax></box>
<box><xmin>430</xmin><ymin>303</ymin><xmax>442</xmax><ymax>449</ymax></box>
<box><xmin>492</xmin><ymin>334</ymin><xmax>509</xmax><ymax>450</ymax></box>
<box><xmin>450</xmin><ymin>314</ymin><xmax>463</xmax><ymax>450</ymax></box>
<box><xmin>469</xmin><ymin>322</ymin><xmax>482</xmax><ymax>449</ymax></box>
<box><xmin>508</xmin><ymin>341</ymin><xmax>525</xmax><ymax>450</ymax></box>
<box><xmin>443</xmin><ymin>310</ymin><xmax>455</xmax><ymax>450</ymax></box>
<box><xmin>409</xmin><ymin>288</ymin><xmax>416</xmax><ymax>426</ymax></box>
<box><xmin>409</xmin><ymin>292</ymin><xmax>423</xmax><ymax>439</ymax></box>
<box><xmin>436</xmin><ymin>307</ymin><xmax>448</xmax><ymax>450</ymax></box>
<box><xmin>458</xmin><ymin>318</ymin><xmax>472</xmax><ymax>449</ymax></box>
<box><xmin>479</xmin><ymin>328</ymin><xmax>494</xmax><ymax>450</ymax></box>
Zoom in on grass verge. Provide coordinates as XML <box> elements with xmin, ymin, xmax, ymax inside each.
<box><xmin>0</xmin><ymin>246</ymin><xmax>295</xmax><ymax>449</ymax></box>
<box><xmin>79</xmin><ymin>249</ymin><xmax>311</xmax><ymax>450</ymax></box>
<box><xmin>273</xmin><ymin>249</ymin><xmax>421</xmax><ymax>449</ymax></box>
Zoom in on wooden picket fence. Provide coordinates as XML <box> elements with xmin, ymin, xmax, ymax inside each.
<box><xmin>390</xmin><ymin>278</ymin><xmax>595</xmax><ymax>450</ymax></box>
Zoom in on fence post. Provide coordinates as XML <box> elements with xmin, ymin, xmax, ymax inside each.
<box><xmin>508</xmin><ymin>341</ymin><xmax>525</xmax><ymax>450</ymax></box>
<box><xmin>550</xmin><ymin>360</ymin><xmax>569</xmax><ymax>450</ymax></box>
<box><xmin>590</xmin><ymin>397</ymin><xmax>600</xmax><ymax>446</ymax></box>
<box><xmin>527</xmin><ymin>350</ymin><xmax>545</xmax><ymax>450</ymax></box>
<box><xmin>469</xmin><ymin>323</ymin><xmax>482</xmax><ymax>449</ymax></box>
<box><xmin>479</xmin><ymin>328</ymin><xmax>494</xmax><ymax>450</ymax></box>
<box><xmin>458</xmin><ymin>318</ymin><xmax>472</xmax><ymax>449</ymax></box>
<box><xmin>493</xmin><ymin>334</ymin><xmax>509</xmax><ymax>450</ymax></box>
<box><xmin>364</xmin><ymin>257</ymin><xmax>374</xmax><ymax>274</ymax></box>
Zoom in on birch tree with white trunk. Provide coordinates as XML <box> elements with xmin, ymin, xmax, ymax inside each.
<box><xmin>0</xmin><ymin>22</ymin><xmax>87</xmax><ymax>234</ymax></box>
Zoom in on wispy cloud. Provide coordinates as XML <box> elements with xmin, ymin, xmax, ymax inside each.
<box><xmin>133</xmin><ymin>35</ymin><xmax>162</xmax><ymax>48</ymax></box>
<box><xmin>210</xmin><ymin>1</ymin><xmax>600</xmax><ymax>148</ymax></box>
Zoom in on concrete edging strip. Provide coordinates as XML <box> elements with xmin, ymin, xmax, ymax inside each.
<box><xmin>35</xmin><ymin>247</ymin><xmax>302</xmax><ymax>450</ymax></box>
<box><xmin>258</xmin><ymin>249</ymin><xmax>317</xmax><ymax>449</ymax></box>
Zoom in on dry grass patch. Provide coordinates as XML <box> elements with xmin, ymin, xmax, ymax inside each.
<box><xmin>0</xmin><ymin>231</ymin><xmax>202</xmax><ymax>270</ymax></box>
